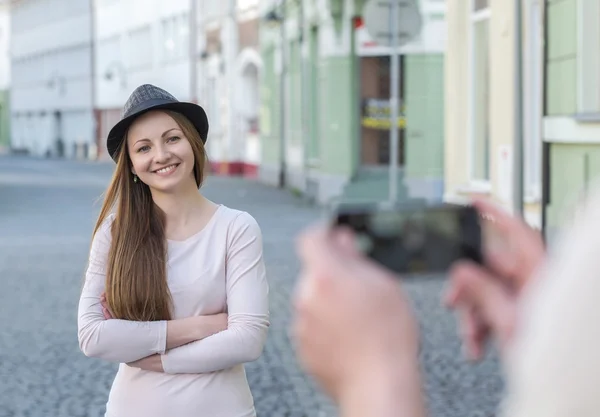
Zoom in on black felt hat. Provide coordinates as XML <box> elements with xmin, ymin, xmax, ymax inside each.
<box><xmin>106</xmin><ymin>84</ymin><xmax>209</xmax><ymax>162</ymax></box>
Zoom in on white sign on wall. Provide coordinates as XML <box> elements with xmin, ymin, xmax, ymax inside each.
<box><xmin>354</xmin><ymin>10</ymin><xmax>446</xmax><ymax>56</ymax></box>
<box><xmin>363</xmin><ymin>0</ymin><xmax>422</xmax><ymax>47</ymax></box>
<box><xmin>497</xmin><ymin>144</ymin><xmax>513</xmax><ymax>204</ymax></box>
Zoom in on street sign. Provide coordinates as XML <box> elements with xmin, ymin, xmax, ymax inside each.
<box><xmin>363</xmin><ymin>0</ymin><xmax>422</xmax><ymax>47</ymax></box>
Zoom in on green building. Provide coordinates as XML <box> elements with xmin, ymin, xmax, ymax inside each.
<box><xmin>258</xmin><ymin>0</ymin><xmax>446</xmax><ymax>206</ymax></box>
<box><xmin>0</xmin><ymin>90</ymin><xmax>9</xmax><ymax>152</ymax></box>
<box><xmin>542</xmin><ymin>0</ymin><xmax>600</xmax><ymax>240</ymax></box>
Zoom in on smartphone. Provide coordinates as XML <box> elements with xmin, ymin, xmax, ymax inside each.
<box><xmin>332</xmin><ymin>202</ymin><xmax>483</xmax><ymax>275</ymax></box>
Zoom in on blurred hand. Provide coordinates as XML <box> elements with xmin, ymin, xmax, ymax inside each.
<box><xmin>100</xmin><ymin>292</ymin><xmax>114</xmax><ymax>320</ymax></box>
<box><xmin>445</xmin><ymin>198</ymin><xmax>546</xmax><ymax>360</ymax></box>
<box><xmin>293</xmin><ymin>225</ymin><xmax>421</xmax><ymax>402</ymax></box>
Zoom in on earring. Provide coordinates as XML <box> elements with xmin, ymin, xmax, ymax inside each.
<box><xmin>133</xmin><ymin>174</ymin><xmax>139</xmax><ymax>183</ymax></box>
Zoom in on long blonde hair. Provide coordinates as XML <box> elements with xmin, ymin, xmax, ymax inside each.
<box><xmin>93</xmin><ymin>110</ymin><xmax>207</xmax><ymax>321</ymax></box>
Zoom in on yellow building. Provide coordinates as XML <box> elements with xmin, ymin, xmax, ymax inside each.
<box><xmin>443</xmin><ymin>0</ymin><xmax>544</xmax><ymax>229</ymax></box>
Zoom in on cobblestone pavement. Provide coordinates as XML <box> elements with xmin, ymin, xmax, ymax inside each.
<box><xmin>0</xmin><ymin>156</ymin><xmax>503</xmax><ymax>417</ymax></box>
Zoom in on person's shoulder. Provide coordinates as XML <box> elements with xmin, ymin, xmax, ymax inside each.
<box><xmin>90</xmin><ymin>212</ymin><xmax>117</xmax><ymax>251</ymax></box>
<box><xmin>98</xmin><ymin>212</ymin><xmax>117</xmax><ymax>232</ymax></box>
<box><xmin>217</xmin><ymin>205</ymin><xmax>261</xmax><ymax>234</ymax></box>
<box><xmin>93</xmin><ymin>212</ymin><xmax>117</xmax><ymax>240</ymax></box>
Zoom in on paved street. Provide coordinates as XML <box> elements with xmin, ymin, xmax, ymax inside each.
<box><xmin>0</xmin><ymin>157</ymin><xmax>503</xmax><ymax>417</ymax></box>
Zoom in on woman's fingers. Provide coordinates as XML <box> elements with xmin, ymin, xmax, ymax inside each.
<box><xmin>100</xmin><ymin>293</ymin><xmax>115</xmax><ymax>319</ymax></box>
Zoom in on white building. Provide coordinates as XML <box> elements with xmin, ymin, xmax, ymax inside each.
<box><xmin>198</xmin><ymin>0</ymin><xmax>262</xmax><ymax>177</ymax></box>
<box><xmin>255</xmin><ymin>0</ymin><xmax>447</xmax><ymax>205</ymax></box>
<box><xmin>443</xmin><ymin>0</ymin><xmax>544</xmax><ymax>229</ymax></box>
<box><xmin>10</xmin><ymin>0</ymin><xmax>95</xmax><ymax>158</ymax></box>
<box><xmin>94</xmin><ymin>0</ymin><xmax>197</xmax><ymax>160</ymax></box>
<box><xmin>0</xmin><ymin>0</ymin><xmax>11</xmax><ymax>153</ymax></box>
<box><xmin>0</xmin><ymin>1</ymin><xmax>10</xmax><ymax>90</ymax></box>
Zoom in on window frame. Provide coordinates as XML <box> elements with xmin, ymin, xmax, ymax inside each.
<box><xmin>467</xmin><ymin>1</ymin><xmax>492</xmax><ymax>189</ymax></box>
<box><xmin>576</xmin><ymin>0</ymin><xmax>600</xmax><ymax>119</ymax></box>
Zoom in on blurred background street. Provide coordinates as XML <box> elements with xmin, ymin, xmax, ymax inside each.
<box><xmin>0</xmin><ymin>156</ymin><xmax>503</xmax><ymax>417</ymax></box>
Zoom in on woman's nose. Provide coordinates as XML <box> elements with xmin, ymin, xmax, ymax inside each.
<box><xmin>153</xmin><ymin>145</ymin><xmax>172</xmax><ymax>163</ymax></box>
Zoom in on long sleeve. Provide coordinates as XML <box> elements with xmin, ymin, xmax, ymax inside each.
<box><xmin>500</xmin><ymin>187</ymin><xmax>600</xmax><ymax>417</ymax></box>
<box><xmin>161</xmin><ymin>211</ymin><xmax>270</xmax><ymax>374</ymax></box>
<box><xmin>77</xmin><ymin>214</ymin><xmax>168</xmax><ymax>363</ymax></box>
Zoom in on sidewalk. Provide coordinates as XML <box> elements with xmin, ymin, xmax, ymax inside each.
<box><xmin>0</xmin><ymin>156</ymin><xmax>337</xmax><ymax>417</ymax></box>
<box><xmin>0</xmin><ymin>156</ymin><xmax>503</xmax><ymax>417</ymax></box>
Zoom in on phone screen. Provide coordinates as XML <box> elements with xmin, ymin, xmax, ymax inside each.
<box><xmin>334</xmin><ymin>204</ymin><xmax>483</xmax><ymax>275</ymax></box>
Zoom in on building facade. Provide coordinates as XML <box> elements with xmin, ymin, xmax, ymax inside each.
<box><xmin>94</xmin><ymin>0</ymin><xmax>196</xmax><ymax>160</ymax></box>
<box><xmin>10</xmin><ymin>0</ymin><xmax>94</xmax><ymax>159</ymax></box>
<box><xmin>0</xmin><ymin>1</ymin><xmax>10</xmax><ymax>152</ymax></box>
<box><xmin>443</xmin><ymin>0</ymin><xmax>544</xmax><ymax>229</ymax></box>
<box><xmin>198</xmin><ymin>0</ymin><xmax>262</xmax><ymax>177</ymax></box>
<box><xmin>542</xmin><ymin>0</ymin><xmax>600</xmax><ymax>241</ymax></box>
<box><xmin>258</xmin><ymin>0</ymin><xmax>447</xmax><ymax>206</ymax></box>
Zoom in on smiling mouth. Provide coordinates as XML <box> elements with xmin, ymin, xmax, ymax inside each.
<box><xmin>153</xmin><ymin>164</ymin><xmax>180</xmax><ymax>175</ymax></box>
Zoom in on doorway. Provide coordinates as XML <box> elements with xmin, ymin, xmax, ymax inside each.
<box><xmin>54</xmin><ymin>110</ymin><xmax>64</xmax><ymax>157</ymax></box>
<box><xmin>358</xmin><ymin>55</ymin><xmax>405</xmax><ymax>167</ymax></box>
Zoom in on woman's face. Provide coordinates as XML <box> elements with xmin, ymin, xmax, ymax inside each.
<box><xmin>126</xmin><ymin>110</ymin><xmax>196</xmax><ymax>193</ymax></box>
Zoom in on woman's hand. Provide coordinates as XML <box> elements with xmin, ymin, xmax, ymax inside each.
<box><xmin>100</xmin><ymin>293</ymin><xmax>164</xmax><ymax>371</ymax></box>
<box><xmin>100</xmin><ymin>292</ymin><xmax>114</xmax><ymax>320</ymax></box>
<box><xmin>445</xmin><ymin>198</ymin><xmax>546</xmax><ymax>360</ymax></box>
<box><xmin>203</xmin><ymin>313</ymin><xmax>228</xmax><ymax>336</ymax></box>
<box><xmin>100</xmin><ymin>292</ymin><xmax>227</xmax><ymax>340</ymax></box>
<box><xmin>124</xmin><ymin>314</ymin><xmax>228</xmax><ymax>373</ymax></box>
<box><xmin>127</xmin><ymin>354</ymin><xmax>164</xmax><ymax>372</ymax></box>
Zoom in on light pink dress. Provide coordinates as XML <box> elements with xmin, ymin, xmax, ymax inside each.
<box><xmin>77</xmin><ymin>205</ymin><xmax>270</xmax><ymax>417</ymax></box>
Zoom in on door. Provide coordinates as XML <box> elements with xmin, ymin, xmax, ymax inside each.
<box><xmin>54</xmin><ymin>111</ymin><xmax>64</xmax><ymax>157</ymax></box>
<box><xmin>308</xmin><ymin>26</ymin><xmax>320</xmax><ymax>162</ymax></box>
<box><xmin>358</xmin><ymin>55</ymin><xmax>405</xmax><ymax>167</ymax></box>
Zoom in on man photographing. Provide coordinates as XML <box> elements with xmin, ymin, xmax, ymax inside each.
<box><xmin>293</xmin><ymin>193</ymin><xmax>599</xmax><ymax>417</ymax></box>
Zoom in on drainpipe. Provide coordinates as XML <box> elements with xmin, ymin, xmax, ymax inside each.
<box><xmin>299</xmin><ymin>0</ymin><xmax>309</xmax><ymax>197</ymax></box>
<box><xmin>227</xmin><ymin>0</ymin><xmax>239</xmax><ymax>173</ymax></box>
<box><xmin>228</xmin><ymin>0</ymin><xmax>239</xmax><ymax>174</ymax></box>
<box><xmin>278</xmin><ymin>0</ymin><xmax>287</xmax><ymax>188</ymax></box>
<box><xmin>513</xmin><ymin>0</ymin><xmax>524</xmax><ymax>215</ymax></box>
<box><xmin>89</xmin><ymin>0</ymin><xmax>98</xmax><ymax>160</ymax></box>
<box><xmin>190</xmin><ymin>0</ymin><xmax>198</xmax><ymax>103</ymax></box>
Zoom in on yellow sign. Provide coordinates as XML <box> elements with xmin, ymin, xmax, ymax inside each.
<box><xmin>361</xmin><ymin>98</ymin><xmax>406</xmax><ymax>130</ymax></box>
<box><xmin>362</xmin><ymin>117</ymin><xmax>406</xmax><ymax>129</ymax></box>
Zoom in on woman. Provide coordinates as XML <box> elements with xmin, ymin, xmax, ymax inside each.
<box><xmin>77</xmin><ymin>84</ymin><xmax>270</xmax><ymax>417</ymax></box>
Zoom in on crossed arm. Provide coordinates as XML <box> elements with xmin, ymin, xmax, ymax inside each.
<box><xmin>77</xmin><ymin>212</ymin><xmax>270</xmax><ymax>373</ymax></box>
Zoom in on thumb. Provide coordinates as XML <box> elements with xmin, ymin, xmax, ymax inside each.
<box><xmin>332</xmin><ymin>227</ymin><xmax>361</xmax><ymax>257</ymax></box>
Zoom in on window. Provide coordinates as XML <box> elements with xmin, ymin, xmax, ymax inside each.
<box><xmin>578</xmin><ymin>0</ymin><xmax>600</xmax><ymax>116</ymax></box>
<box><xmin>473</xmin><ymin>0</ymin><xmax>489</xmax><ymax>12</ymax></box>
<box><xmin>201</xmin><ymin>0</ymin><xmax>225</xmax><ymax>21</ymax></box>
<box><xmin>162</xmin><ymin>14</ymin><xmax>189</xmax><ymax>63</ymax></box>
<box><xmin>127</xmin><ymin>26</ymin><xmax>153</xmax><ymax>70</ymax></box>
<box><xmin>162</xmin><ymin>17</ymin><xmax>175</xmax><ymax>62</ymax></box>
<box><xmin>469</xmin><ymin>1</ymin><xmax>491</xmax><ymax>182</ymax></box>
<box><xmin>98</xmin><ymin>35</ymin><xmax>121</xmax><ymax>79</ymax></box>
<box><xmin>207</xmin><ymin>77</ymin><xmax>220</xmax><ymax>133</ymax></box>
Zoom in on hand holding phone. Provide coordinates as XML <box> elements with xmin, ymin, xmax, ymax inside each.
<box><xmin>332</xmin><ymin>202</ymin><xmax>483</xmax><ymax>276</ymax></box>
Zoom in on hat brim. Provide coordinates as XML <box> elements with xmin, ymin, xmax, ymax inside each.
<box><xmin>106</xmin><ymin>101</ymin><xmax>209</xmax><ymax>162</ymax></box>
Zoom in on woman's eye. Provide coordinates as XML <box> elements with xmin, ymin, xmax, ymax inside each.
<box><xmin>167</xmin><ymin>136</ymin><xmax>181</xmax><ymax>143</ymax></box>
<box><xmin>137</xmin><ymin>145</ymin><xmax>150</xmax><ymax>153</ymax></box>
